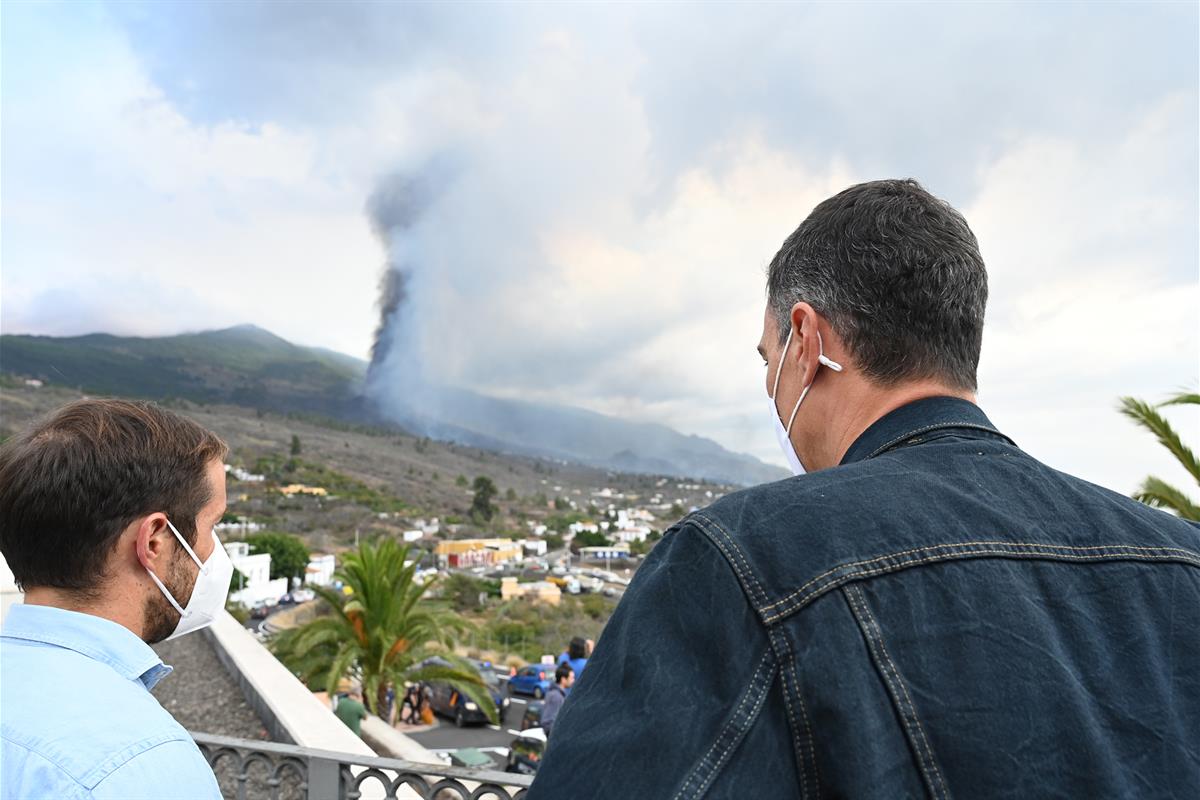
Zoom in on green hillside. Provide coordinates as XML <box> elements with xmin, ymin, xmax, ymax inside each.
<box><xmin>0</xmin><ymin>326</ymin><xmax>366</xmax><ymax>417</ymax></box>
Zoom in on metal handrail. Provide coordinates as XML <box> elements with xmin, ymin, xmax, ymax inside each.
<box><xmin>192</xmin><ymin>731</ymin><xmax>532</xmax><ymax>800</ymax></box>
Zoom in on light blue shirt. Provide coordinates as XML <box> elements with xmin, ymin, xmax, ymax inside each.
<box><xmin>1</xmin><ymin>604</ymin><xmax>222</xmax><ymax>799</ymax></box>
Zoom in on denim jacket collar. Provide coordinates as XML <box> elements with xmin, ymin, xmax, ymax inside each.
<box><xmin>840</xmin><ymin>395</ymin><xmax>1015</xmax><ymax>466</ymax></box>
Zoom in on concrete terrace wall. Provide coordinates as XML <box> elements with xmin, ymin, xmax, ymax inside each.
<box><xmin>205</xmin><ymin>611</ymin><xmax>440</xmax><ymax>764</ymax></box>
<box><xmin>206</xmin><ymin>612</ymin><xmax>447</xmax><ymax>800</ymax></box>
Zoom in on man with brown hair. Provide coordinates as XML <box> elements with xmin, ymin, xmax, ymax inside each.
<box><xmin>1</xmin><ymin>399</ymin><xmax>231</xmax><ymax>799</ymax></box>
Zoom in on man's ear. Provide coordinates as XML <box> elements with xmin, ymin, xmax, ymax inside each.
<box><xmin>135</xmin><ymin>513</ymin><xmax>173</xmax><ymax>573</ymax></box>
<box><xmin>789</xmin><ymin>302</ymin><xmax>823</xmax><ymax>384</ymax></box>
<box><xmin>790</xmin><ymin>302</ymin><xmax>845</xmax><ymax>377</ymax></box>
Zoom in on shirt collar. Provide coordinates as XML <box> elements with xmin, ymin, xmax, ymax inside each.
<box><xmin>1</xmin><ymin>604</ymin><xmax>173</xmax><ymax>690</ymax></box>
<box><xmin>840</xmin><ymin>396</ymin><xmax>1015</xmax><ymax>466</ymax></box>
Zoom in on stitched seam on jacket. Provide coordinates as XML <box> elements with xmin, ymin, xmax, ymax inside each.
<box><xmin>865</xmin><ymin>422</ymin><xmax>1011</xmax><ymax>459</ymax></box>
<box><xmin>673</xmin><ymin>649</ymin><xmax>770</xmax><ymax>799</ymax></box>
<box><xmin>788</xmin><ymin>657</ymin><xmax>821</xmax><ymax>800</ymax></box>
<box><xmin>843</xmin><ymin>585</ymin><xmax>949</xmax><ymax>800</ymax></box>
<box><xmin>777</xmin><ymin>651</ymin><xmax>808</xmax><ymax>800</ymax></box>
<box><xmin>692</xmin><ymin>514</ymin><xmax>771</xmax><ymax>607</ymax></box>
<box><xmin>672</xmin><ymin>648</ymin><xmax>777</xmax><ymax>800</ymax></box>
<box><xmin>760</xmin><ymin>545</ymin><xmax>1200</xmax><ymax>624</ymax></box>
<box><xmin>760</xmin><ymin>541</ymin><xmax>1200</xmax><ymax>614</ymax></box>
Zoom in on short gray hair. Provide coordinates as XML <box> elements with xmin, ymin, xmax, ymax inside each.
<box><xmin>767</xmin><ymin>179</ymin><xmax>987</xmax><ymax>391</ymax></box>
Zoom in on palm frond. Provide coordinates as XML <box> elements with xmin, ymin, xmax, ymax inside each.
<box><xmin>323</xmin><ymin>644</ymin><xmax>360</xmax><ymax>698</ymax></box>
<box><xmin>1133</xmin><ymin>476</ymin><xmax>1200</xmax><ymax>522</ymax></box>
<box><xmin>402</xmin><ymin>664</ymin><xmax>499</xmax><ymax>725</ymax></box>
<box><xmin>1118</xmin><ymin>397</ymin><xmax>1200</xmax><ymax>484</ymax></box>
<box><xmin>273</xmin><ymin>537</ymin><xmax>479</xmax><ymax>715</ymax></box>
<box><xmin>1160</xmin><ymin>391</ymin><xmax>1200</xmax><ymax>408</ymax></box>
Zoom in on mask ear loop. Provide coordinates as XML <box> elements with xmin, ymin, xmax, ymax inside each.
<box><xmin>784</xmin><ymin>330</ymin><xmax>843</xmax><ymax>434</ymax></box>
<box><xmin>166</xmin><ymin>518</ymin><xmax>208</xmax><ymax>573</ymax></box>
<box><xmin>146</xmin><ymin>568</ymin><xmax>188</xmax><ymax>617</ymax></box>
<box><xmin>145</xmin><ymin>519</ymin><xmax>208</xmax><ymax>618</ymax></box>
<box><xmin>770</xmin><ymin>327</ymin><xmax>794</xmax><ymax>401</ymax></box>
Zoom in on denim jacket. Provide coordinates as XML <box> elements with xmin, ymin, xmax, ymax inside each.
<box><xmin>528</xmin><ymin>397</ymin><xmax>1200</xmax><ymax>799</ymax></box>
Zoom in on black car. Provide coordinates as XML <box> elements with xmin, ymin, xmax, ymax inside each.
<box><xmin>505</xmin><ymin>730</ymin><xmax>546</xmax><ymax>775</ymax></box>
<box><xmin>249</xmin><ymin>604</ymin><xmax>275</xmax><ymax>620</ymax></box>
<box><xmin>519</xmin><ymin>700</ymin><xmax>544</xmax><ymax>731</ymax></box>
<box><xmin>419</xmin><ymin>658</ymin><xmax>510</xmax><ymax>727</ymax></box>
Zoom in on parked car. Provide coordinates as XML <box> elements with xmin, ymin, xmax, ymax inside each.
<box><xmin>505</xmin><ymin>729</ymin><xmax>546</xmax><ymax>775</ymax></box>
<box><xmin>519</xmin><ymin>700</ymin><xmax>545</xmax><ymax>731</ymax></box>
<box><xmin>290</xmin><ymin>588</ymin><xmax>315</xmax><ymax>602</ymax></box>
<box><xmin>250</xmin><ymin>604</ymin><xmax>275</xmax><ymax>620</ymax></box>
<box><xmin>508</xmin><ymin>665</ymin><xmax>553</xmax><ymax>699</ymax></box>
<box><xmin>419</xmin><ymin>658</ymin><xmax>509</xmax><ymax>727</ymax></box>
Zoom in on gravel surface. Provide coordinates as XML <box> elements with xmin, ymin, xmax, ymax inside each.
<box><xmin>151</xmin><ymin>633</ymin><xmax>269</xmax><ymax>740</ymax></box>
<box><xmin>152</xmin><ymin>634</ymin><xmax>303</xmax><ymax>799</ymax></box>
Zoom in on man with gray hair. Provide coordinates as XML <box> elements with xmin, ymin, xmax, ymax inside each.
<box><xmin>529</xmin><ymin>180</ymin><xmax>1199</xmax><ymax>798</ymax></box>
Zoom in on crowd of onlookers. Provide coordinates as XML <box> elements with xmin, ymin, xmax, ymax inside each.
<box><xmin>326</xmin><ymin>635</ymin><xmax>594</xmax><ymax>742</ymax></box>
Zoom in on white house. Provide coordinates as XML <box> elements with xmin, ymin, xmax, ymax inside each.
<box><xmin>226</xmin><ymin>541</ymin><xmax>289</xmax><ymax>607</ymax></box>
<box><xmin>414</xmin><ymin>518</ymin><xmax>441</xmax><ymax>535</ymax></box>
<box><xmin>402</xmin><ymin>530</ymin><xmax>424</xmax><ymax>543</ymax></box>
<box><xmin>305</xmin><ymin>553</ymin><xmax>336</xmax><ymax>586</ymax></box>
<box><xmin>224</xmin><ymin>464</ymin><xmax>265</xmax><ymax>482</ymax></box>
<box><xmin>215</xmin><ymin>519</ymin><xmax>264</xmax><ymax>537</ymax></box>
<box><xmin>522</xmin><ymin>539</ymin><xmax>548</xmax><ymax>557</ymax></box>
<box><xmin>613</xmin><ymin>526</ymin><xmax>652</xmax><ymax>544</ymax></box>
<box><xmin>578</xmin><ymin>544</ymin><xmax>632</xmax><ymax>562</ymax></box>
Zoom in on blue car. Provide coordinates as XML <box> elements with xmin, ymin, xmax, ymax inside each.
<box><xmin>508</xmin><ymin>665</ymin><xmax>553</xmax><ymax>699</ymax></box>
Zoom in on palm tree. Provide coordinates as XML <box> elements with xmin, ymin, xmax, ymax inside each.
<box><xmin>271</xmin><ymin>538</ymin><xmax>498</xmax><ymax>723</ymax></box>
<box><xmin>1118</xmin><ymin>390</ymin><xmax>1199</xmax><ymax>521</ymax></box>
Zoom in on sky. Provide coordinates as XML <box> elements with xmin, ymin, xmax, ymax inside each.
<box><xmin>2</xmin><ymin>1</ymin><xmax>1197</xmax><ymax>496</ymax></box>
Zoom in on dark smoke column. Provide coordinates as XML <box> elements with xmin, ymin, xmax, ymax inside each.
<box><xmin>365</xmin><ymin>172</ymin><xmax>435</xmax><ymax>400</ymax></box>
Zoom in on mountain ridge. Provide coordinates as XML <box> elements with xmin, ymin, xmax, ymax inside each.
<box><xmin>0</xmin><ymin>326</ymin><xmax>785</xmax><ymax>486</ymax></box>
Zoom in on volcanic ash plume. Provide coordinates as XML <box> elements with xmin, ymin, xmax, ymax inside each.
<box><xmin>364</xmin><ymin>172</ymin><xmax>434</xmax><ymax>397</ymax></box>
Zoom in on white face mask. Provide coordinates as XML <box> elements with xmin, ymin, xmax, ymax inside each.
<box><xmin>145</xmin><ymin>519</ymin><xmax>234</xmax><ymax>641</ymax></box>
<box><xmin>768</xmin><ymin>325</ymin><xmax>843</xmax><ymax>475</ymax></box>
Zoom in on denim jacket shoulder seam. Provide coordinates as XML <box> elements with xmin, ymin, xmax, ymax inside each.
<box><xmin>688</xmin><ymin>512</ymin><xmax>771</xmax><ymax>608</ymax></box>
<box><xmin>842</xmin><ymin>584</ymin><xmax>949</xmax><ymax>800</ymax></box>
<box><xmin>770</xmin><ymin>631</ymin><xmax>820</xmax><ymax>800</ymax></box>
<box><xmin>759</xmin><ymin>541</ymin><xmax>1200</xmax><ymax>625</ymax></box>
<box><xmin>670</xmin><ymin>646</ymin><xmax>778</xmax><ymax>800</ymax></box>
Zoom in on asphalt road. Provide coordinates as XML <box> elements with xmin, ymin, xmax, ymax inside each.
<box><xmin>407</xmin><ymin>693</ymin><xmax>538</xmax><ymax>769</ymax></box>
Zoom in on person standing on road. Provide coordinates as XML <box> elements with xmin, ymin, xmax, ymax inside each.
<box><xmin>540</xmin><ymin>664</ymin><xmax>574</xmax><ymax>737</ymax></box>
<box><xmin>382</xmin><ymin>684</ymin><xmax>397</xmax><ymax>726</ymax></box>
<box><xmin>1</xmin><ymin>399</ymin><xmax>231</xmax><ymax>799</ymax></box>
<box><xmin>334</xmin><ymin>687</ymin><xmax>367</xmax><ymax>737</ymax></box>
<box><xmin>555</xmin><ymin>636</ymin><xmax>588</xmax><ymax>682</ymax></box>
<box><xmin>527</xmin><ymin>179</ymin><xmax>1200</xmax><ymax>798</ymax></box>
<box><xmin>401</xmin><ymin>684</ymin><xmax>422</xmax><ymax>725</ymax></box>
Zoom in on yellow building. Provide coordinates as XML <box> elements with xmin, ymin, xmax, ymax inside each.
<box><xmin>500</xmin><ymin>577</ymin><xmax>562</xmax><ymax>606</ymax></box>
<box><xmin>278</xmin><ymin>484</ymin><xmax>328</xmax><ymax>497</ymax></box>
<box><xmin>434</xmin><ymin>539</ymin><xmax>522</xmax><ymax>567</ymax></box>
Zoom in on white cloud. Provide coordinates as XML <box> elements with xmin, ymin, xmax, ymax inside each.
<box><xmin>969</xmin><ymin>93</ymin><xmax>1198</xmax><ymax>494</ymax></box>
<box><xmin>2</xmin><ymin>2</ymin><xmax>1195</xmax><ymax>500</ymax></box>
<box><xmin>1</xmin><ymin>5</ymin><xmax>381</xmax><ymax>356</ymax></box>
